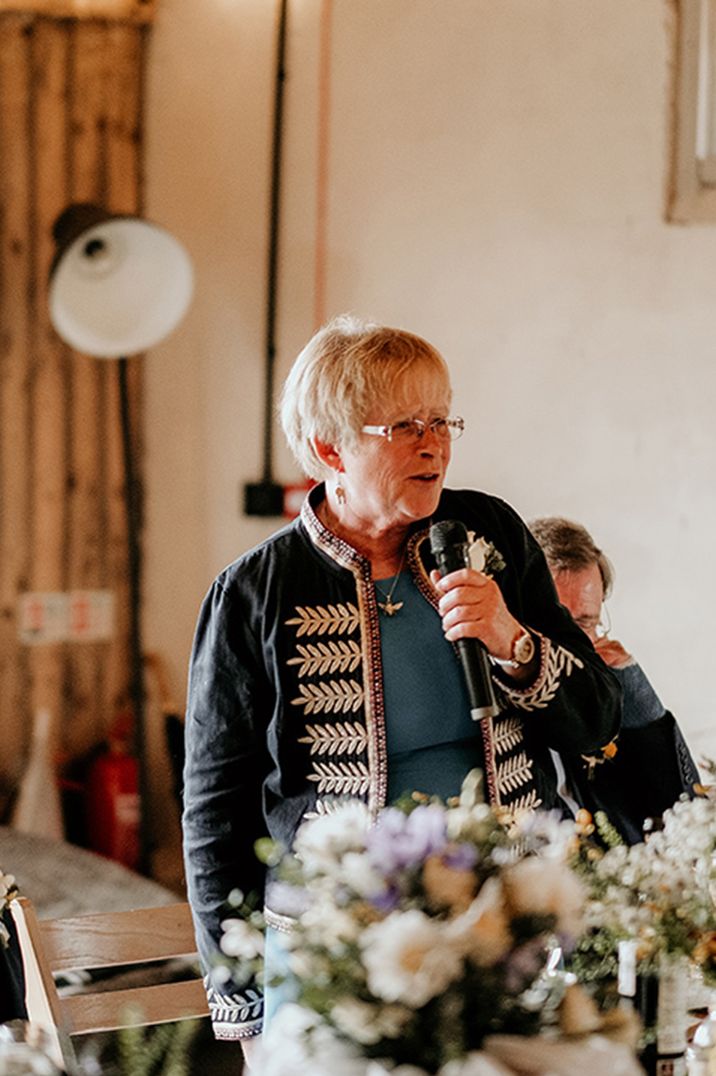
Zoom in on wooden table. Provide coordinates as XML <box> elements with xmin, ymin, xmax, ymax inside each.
<box><xmin>0</xmin><ymin>825</ymin><xmax>181</xmax><ymax>1024</ymax></box>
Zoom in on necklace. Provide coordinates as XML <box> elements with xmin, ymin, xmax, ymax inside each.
<box><xmin>374</xmin><ymin>549</ymin><xmax>407</xmax><ymax>616</ymax></box>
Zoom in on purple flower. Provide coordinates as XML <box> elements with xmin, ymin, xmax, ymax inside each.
<box><xmin>368</xmin><ymin>881</ymin><xmax>402</xmax><ymax>913</ymax></box>
<box><xmin>443</xmin><ymin>843</ymin><xmax>478</xmax><ymax>871</ymax></box>
<box><xmin>366</xmin><ymin>805</ymin><xmax>448</xmax><ymax>874</ymax></box>
<box><xmin>502</xmin><ymin>937</ymin><xmax>548</xmax><ymax>993</ymax></box>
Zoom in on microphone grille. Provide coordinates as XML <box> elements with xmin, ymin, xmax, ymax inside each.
<box><xmin>429</xmin><ymin>519</ymin><xmax>469</xmax><ymax>554</ymax></box>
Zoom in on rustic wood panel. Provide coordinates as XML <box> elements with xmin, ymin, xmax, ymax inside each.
<box><xmin>0</xmin><ymin>1</ymin><xmax>155</xmax><ymax>22</ymax></box>
<box><xmin>65</xmin><ymin>20</ymin><xmax>114</xmax><ymax>757</ymax></box>
<box><xmin>0</xmin><ymin>15</ymin><xmax>33</xmax><ymax>796</ymax></box>
<box><xmin>28</xmin><ymin>18</ymin><xmax>71</xmax><ymax>755</ymax></box>
<box><xmin>0</xmin><ymin>13</ymin><xmax>146</xmax><ymax>818</ymax></box>
<box><xmin>103</xmin><ymin>20</ymin><xmax>144</xmax><ymax>748</ymax></box>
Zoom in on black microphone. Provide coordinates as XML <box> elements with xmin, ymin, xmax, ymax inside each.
<box><xmin>429</xmin><ymin>519</ymin><xmax>500</xmax><ymax>721</ymax></box>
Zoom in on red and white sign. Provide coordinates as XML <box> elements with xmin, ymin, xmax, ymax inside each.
<box><xmin>18</xmin><ymin>590</ymin><xmax>115</xmax><ymax>645</ymax></box>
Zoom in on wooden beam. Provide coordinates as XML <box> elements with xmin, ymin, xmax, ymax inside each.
<box><xmin>0</xmin><ymin>1</ymin><xmax>156</xmax><ymax>23</ymax></box>
<box><xmin>0</xmin><ymin>14</ymin><xmax>33</xmax><ymax>782</ymax></box>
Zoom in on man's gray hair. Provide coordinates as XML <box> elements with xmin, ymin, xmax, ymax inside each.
<box><xmin>529</xmin><ymin>516</ymin><xmax>614</xmax><ymax>598</ymax></box>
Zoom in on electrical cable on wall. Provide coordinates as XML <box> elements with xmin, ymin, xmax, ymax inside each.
<box><xmin>244</xmin><ymin>0</ymin><xmax>290</xmax><ymax>517</ymax></box>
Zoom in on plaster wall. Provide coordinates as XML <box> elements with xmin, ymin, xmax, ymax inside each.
<box><xmin>144</xmin><ymin>0</ymin><xmax>716</xmax><ymax>775</ymax></box>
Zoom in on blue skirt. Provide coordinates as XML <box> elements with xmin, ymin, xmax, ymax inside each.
<box><xmin>263</xmin><ymin>925</ymin><xmax>298</xmax><ymax>1033</ymax></box>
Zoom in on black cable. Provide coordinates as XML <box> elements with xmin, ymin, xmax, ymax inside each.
<box><xmin>263</xmin><ymin>0</ymin><xmax>288</xmax><ymax>483</ymax></box>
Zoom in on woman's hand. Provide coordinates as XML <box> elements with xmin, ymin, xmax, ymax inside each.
<box><xmin>431</xmin><ymin>566</ymin><xmax>522</xmax><ymax>663</ymax></box>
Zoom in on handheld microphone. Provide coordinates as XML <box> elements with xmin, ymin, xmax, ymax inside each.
<box><xmin>429</xmin><ymin>519</ymin><xmax>500</xmax><ymax>722</ymax></box>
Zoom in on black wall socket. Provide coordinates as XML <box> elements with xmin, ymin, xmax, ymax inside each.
<box><xmin>243</xmin><ymin>480</ymin><xmax>285</xmax><ymax>517</ymax></box>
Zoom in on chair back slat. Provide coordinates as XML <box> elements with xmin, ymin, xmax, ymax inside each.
<box><xmin>63</xmin><ymin>979</ymin><xmax>209</xmax><ymax>1035</ymax></box>
<box><xmin>42</xmin><ymin>903</ymin><xmax>199</xmax><ymax>970</ymax></box>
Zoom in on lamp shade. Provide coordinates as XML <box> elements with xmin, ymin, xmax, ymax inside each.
<box><xmin>48</xmin><ymin>204</ymin><xmax>194</xmax><ymax>358</ymax></box>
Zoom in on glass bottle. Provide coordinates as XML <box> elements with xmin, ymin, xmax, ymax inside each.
<box><xmin>618</xmin><ymin>943</ymin><xmax>689</xmax><ymax>1076</ymax></box>
<box><xmin>637</xmin><ymin>953</ymin><xmax>689</xmax><ymax>1076</ymax></box>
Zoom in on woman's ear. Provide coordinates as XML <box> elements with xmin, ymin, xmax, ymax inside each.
<box><xmin>312</xmin><ymin>437</ymin><xmax>343</xmax><ymax>471</ymax></box>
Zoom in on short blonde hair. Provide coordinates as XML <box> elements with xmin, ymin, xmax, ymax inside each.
<box><xmin>280</xmin><ymin>314</ymin><xmax>452</xmax><ymax>479</ymax></box>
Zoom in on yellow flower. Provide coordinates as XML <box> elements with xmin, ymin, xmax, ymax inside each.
<box><xmin>502</xmin><ymin>858</ymin><xmax>585</xmax><ymax>937</ymax></box>
<box><xmin>422</xmin><ymin>853</ymin><xmax>477</xmax><ymax>913</ymax></box>
<box><xmin>449</xmin><ymin>877</ymin><xmax>513</xmax><ymax>967</ymax></box>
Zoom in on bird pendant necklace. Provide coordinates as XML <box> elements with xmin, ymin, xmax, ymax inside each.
<box><xmin>375</xmin><ymin>549</ymin><xmax>407</xmax><ymax>616</ymax></box>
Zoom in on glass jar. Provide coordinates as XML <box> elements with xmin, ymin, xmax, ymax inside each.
<box><xmin>0</xmin><ymin>1023</ymin><xmax>64</xmax><ymax>1076</ymax></box>
<box><xmin>687</xmin><ymin>1010</ymin><xmax>716</xmax><ymax>1076</ymax></box>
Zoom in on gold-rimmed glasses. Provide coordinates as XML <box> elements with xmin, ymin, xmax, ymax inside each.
<box><xmin>361</xmin><ymin>416</ymin><xmax>464</xmax><ymax>444</ymax></box>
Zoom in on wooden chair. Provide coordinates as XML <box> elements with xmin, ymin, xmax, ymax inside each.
<box><xmin>11</xmin><ymin>897</ymin><xmax>209</xmax><ymax>1073</ymax></box>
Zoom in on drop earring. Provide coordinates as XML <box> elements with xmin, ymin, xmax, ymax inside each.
<box><xmin>336</xmin><ymin>484</ymin><xmax>346</xmax><ymax>505</ymax></box>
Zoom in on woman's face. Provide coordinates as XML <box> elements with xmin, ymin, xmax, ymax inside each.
<box><xmin>336</xmin><ymin>369</ymin><xmax>452</xmax><ymax>534</ymax></box>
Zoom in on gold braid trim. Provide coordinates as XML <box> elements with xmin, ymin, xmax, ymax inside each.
<box><xmin>500</xmin><ymin>639</ymin><xmax>584</xmax><ymax>712</ymax></box>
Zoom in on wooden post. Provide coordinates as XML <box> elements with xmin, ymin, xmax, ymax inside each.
<box><xmin>0</xmin><ymin>15</ymin><xmax>33</xmax><ymax>791</ymax></box>
<box><xmin>28</xmin><ymin>18</ymin><xmax>71</xmax><ymax>756</ymax></box>
<box><xmin>0</xmin><ymin>10</ymin><xmax>150</xmax><ymax>850</ymax></box>
<box><xmin>65</xmin><ymin>20</ymin><xmax>114</xmax><ymax>759</ymax></box>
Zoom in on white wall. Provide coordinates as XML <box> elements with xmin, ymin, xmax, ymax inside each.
<box><xmin>144</xmin><ymin>0</ymin><xmax>716</xmax><ymax>797</ymax></box>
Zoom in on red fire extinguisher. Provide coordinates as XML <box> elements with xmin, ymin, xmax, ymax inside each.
<box><xmin>84</xmin><ymin>711</ymin><xmax>140</xmax><ymax>870</ymax></box>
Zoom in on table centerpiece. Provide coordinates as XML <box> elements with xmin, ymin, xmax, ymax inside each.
<box><xmin>218</xmin><ymin>772</ymin><xmax>642</xmax><ymax>1075</ymax></box>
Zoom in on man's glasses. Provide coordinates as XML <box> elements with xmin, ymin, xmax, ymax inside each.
<box><xmin>574</xmin><ymin>604</ymin><xmax>612</xmax><ymax>640</ymax></box>
<box><xmin>361</xmin><ymin>416</ymin><xmax>465</xmax><ymax>444</ymax></box>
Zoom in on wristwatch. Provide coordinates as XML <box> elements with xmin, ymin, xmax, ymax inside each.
<box><xmin>492</xmin><ymin>629</ymin><xmax>536</xmax><ymax>669</ymax></box>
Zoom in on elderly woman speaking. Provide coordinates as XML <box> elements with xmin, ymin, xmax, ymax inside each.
<box><xmin>183</xmin><ymin>315</ymin><xmax>620</xmax><ymax>1058</ymax></box>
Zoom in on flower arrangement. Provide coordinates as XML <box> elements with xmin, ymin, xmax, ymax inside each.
<box><xmin>571</xmin><ymin>795</ymin><xmax>716</xmax><ymax>987</ymax></box>
<box><xmin>466</xmin><ymin>535</ymin><xmax>505</xmax><ymax>577</ymax></box>
<box><xmin>0</xmin><ymin>865</ymin><xmax>18</xmax><ymax>947</ymax></box>
<box><xmin>220</xmin><ymin>773</ymin><xmax>640</xmax><ymax>1075</ymax></box>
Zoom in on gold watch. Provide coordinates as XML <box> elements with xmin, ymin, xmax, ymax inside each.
<box><xmin>492</xmin><ymin>629</ymin><xmax>536</xmax><ymax>668</ymax></box>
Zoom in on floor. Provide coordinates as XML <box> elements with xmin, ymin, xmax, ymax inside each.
<box><xmin>188</xmin><ymin>1026</ymin><xmax>247</xmax><ymax>1075</ymax></box>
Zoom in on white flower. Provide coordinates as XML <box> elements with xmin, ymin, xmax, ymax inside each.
<box><xmin>294</xmin><ymin>800</ymin><xmax>371</xmax><ymax>876</ymax></box>
<box><xmin>257</xmin><ymin>1003</ymin><xmax>369</xmax><ymax>1076</ymax></box>
<box><xmin>219</xmin><ymin>917</ymin><xmax>264</xmax><ymax>960</ymax></box>
<box><xmin>298</xmin><ymin>902</ymin><xmax>360</xmax><ymax>949</ymax></box>
<box><xmin>440</xmin><ymin>1054</ymin><xmax>515</xmax><ymax>1076</ymax></box>
<box><xmin>360</xmin><ymin>909</ymin><xmax>463</xmax><ymax>1007</ymax></box>
<box><xmin>331</xmin><ymin>997</ymin><xmax>411</xmax><ymax>1045</ymax></box>
<box><xmin>502</xmin><ymin>858</ymin><xmax>585</xmax><ymax>938</ymax></box>
<box><xmin>0</xmin><ymin>868</ymin><xmax>18</xmax><ymax>946</ymax></box>
<box><xmin>465</xmin><ymin>535</ymin><xmax>505</xmax><ymax>577</ymax></box>
<box><xmin>468</xmin><ymin>535</ymin><xmax>491</xmax><ymax>573</ymax></box>
<box><xmin>366</xmin><ymin>1066</ymin><xmax>429</xmax><ymax>1076</ymax></box>
<box><xmin>368</xmin><ymin>1066</ymin><xmax>431</xmax><ymax>1076</ymax></box>
<box><xmin>0</xmin><ymin>871</ymin><xmax>16</xmax><ymax>900</ymax></box>
<box><xmin>341</xmin><ymin>851</ymin><xmax>390</xmax><ymax>900</ymax></box>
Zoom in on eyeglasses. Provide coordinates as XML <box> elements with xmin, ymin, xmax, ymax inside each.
<box><xmin>574</xmin><ymin>604</ymin><xmax>612</xmax><ymax>640</ymax></box>
<box><xmin>361</xmin><ymin>416</ymin><xmax>465</xmax><ymax>444</ymax></box>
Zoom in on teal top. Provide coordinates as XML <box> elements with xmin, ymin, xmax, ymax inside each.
<box><xmin>375</xmin><ymin>570</ymin><xmax>485</xmax><ymax>803</ymax></box>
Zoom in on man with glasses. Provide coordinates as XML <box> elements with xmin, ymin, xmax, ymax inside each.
<box><xmin>530</xmin><ymin>516</ymin><xmax>700</xmax><ymax>843</ymax></box>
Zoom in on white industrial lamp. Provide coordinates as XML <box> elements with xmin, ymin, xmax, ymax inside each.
<box><xmin>49</xmin><ymin>203</ymin><xmax>194</xmax><ymax>357</ymax></box>
<box><xmin>48</xmin><ymin>202</ymin><xmax>194</xmax><ymax>875</ymax></box>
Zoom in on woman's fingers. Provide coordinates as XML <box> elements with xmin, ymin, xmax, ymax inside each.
<box><xmin>433</xmin><ymin>568</ymin><xmax>518</xmax><ymax>659</ymax></box>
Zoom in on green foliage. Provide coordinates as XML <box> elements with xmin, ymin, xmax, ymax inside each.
<box><xmin>593</xmin><ymin>811</ymin><xmax>624</xmax><ymax>849</ymax></box>
<box><xmin>115</xmin><ymin>1018</ymin><xmax>201</xmax><ymax>1076</ymax></box>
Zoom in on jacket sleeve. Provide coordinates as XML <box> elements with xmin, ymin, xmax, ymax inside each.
<box><xmin>183</xmin><ymin>575</ymin><xmax>270</xmax><ymax>1040</ymax></box>
<box><xmin>489</xmin><ymin>500</ymin><xmax>622</xmax><ymax>757</ymax></box>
